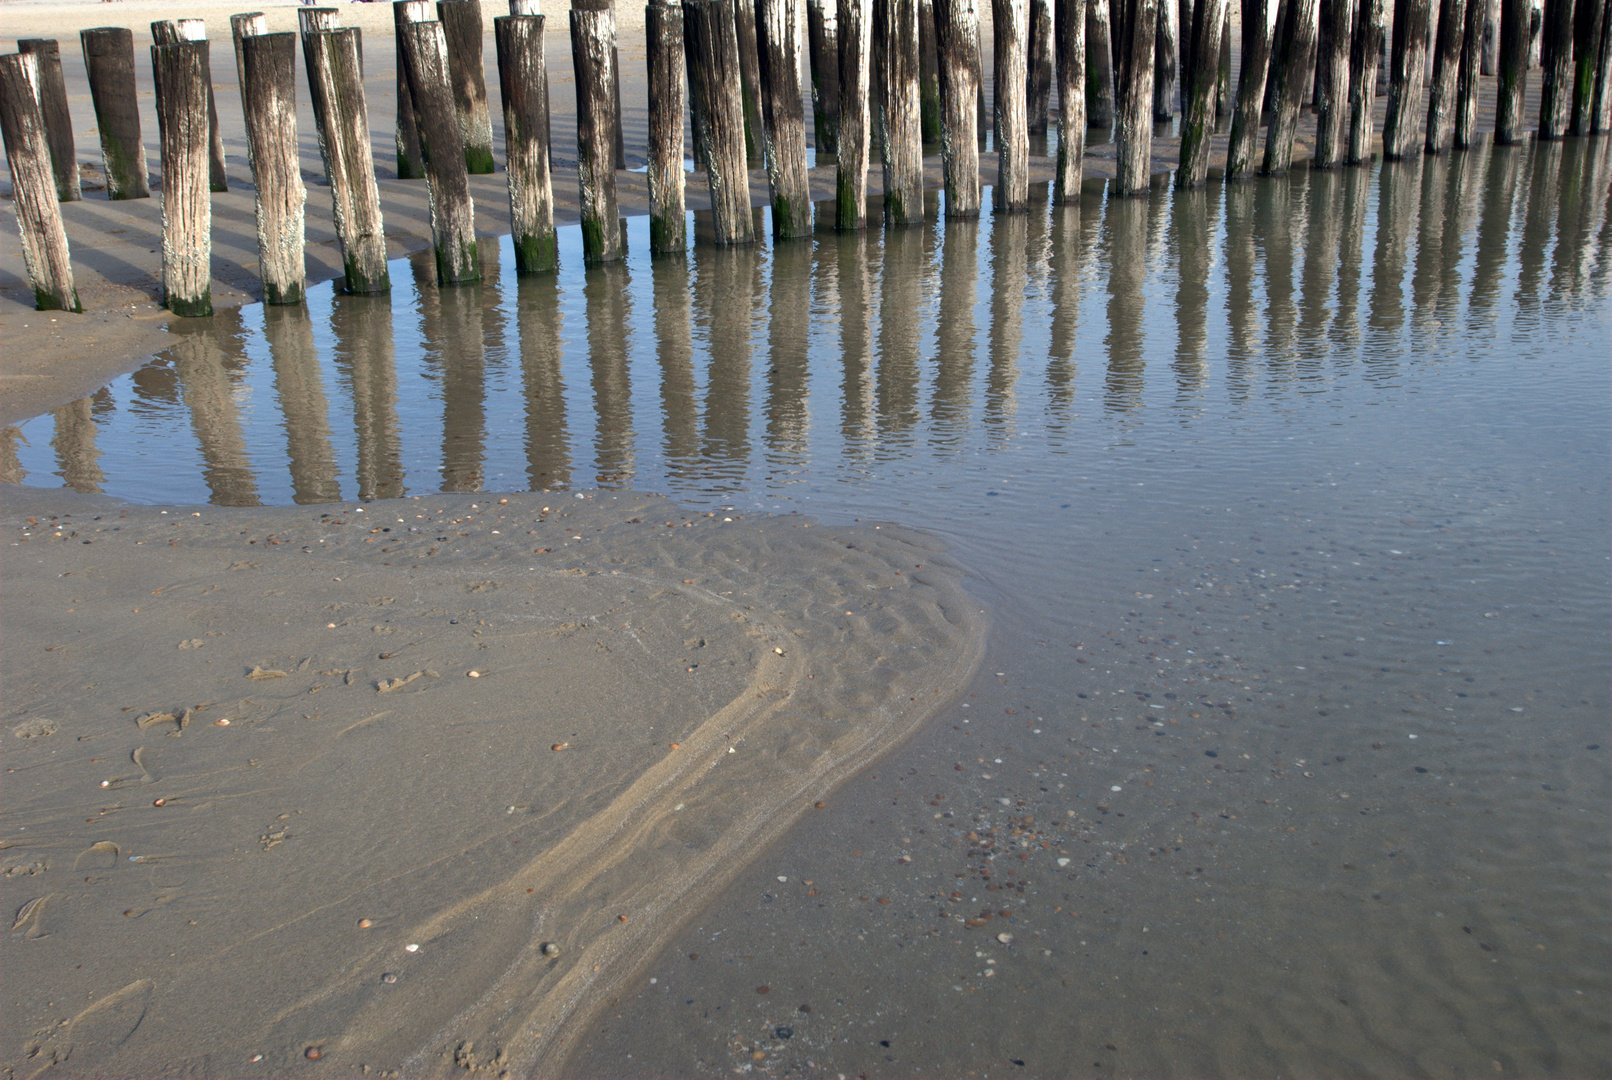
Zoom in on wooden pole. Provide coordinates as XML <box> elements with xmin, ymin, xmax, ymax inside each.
<box><xmin>306</xmin><ymin>27</ymin><xmax>392</xmax><ymax>293</ymax></box>
<box><xmin>921</xmin><ymin>0</ymin><xmax>944</xmax><ymax>140</ymax></box>
<box><xmin>758</xmin><ymin>0</ymin><xmax>814</xmax><ymax>235</ymax></box>
<box><xmin>1347</xmin><ymin>0</ymin><xmax>1386</xmax><ymax>161</ymax></box>
<box><xmin>571</xmin><ymin>1</ymin><xmax>624</xmax><ymax>258</ymax></box>
<box><xmin>80</xmin><ymin>28</ymin><xmax>150</xmax><ymax>199</ymax></box>
<box><xmin>1481</xmin><ymin>0</ymin><xmax>1500</xmax><ymax>71</ymax></box>
<box><xmin>1313</xmin><ymin>0</ymin><xmax>1352</xmax><ymax>164</ymax></box>
<box><xmin>1425</xmin><ymin>0</ymin><xmax>1468</xmax><ymax>152</ymax></box>
<box><xmin>15</xmin><ymin>41</ymin><xmax>80</xmax><ymax>201</ymax></box>
<box><xmin>0</xmin><ymin>53</ymin><xmax>81</xmax><ymax>311</ymax></box>
<box><xmin>645</xmin><ymin>0</ymin><xmax>687</xmax><ymax>251</ymax></box>
<box><xmin>1055</xmin><ymin>0</ymin><xmax>1086</xmax><ymax>200</ymax></box>
<box><xmin>438</xmin><ymin>0</ymin><xmax>498</xmax><ymax>172</ymax></box>
<box><xmin>510</xmin><ymin>0</ymin><xmax>556</xmax><ymax>162</ymax></box>
<box><xmin>496</xmin><ymin>13</ymin><xmax>560</xmax><ymax>269</ymax></box>
<box><xmin>993</xmin><ymin>0</ymin><xmax>1031</xmax><ymax>209</ymax></box>
<box><xmin>684</xmin><ymin>0</ymin><xmax>755</xmax><ymax>241</ymax></box>
<box><xmin>1179</xmin><ymin>0</ymin><xmax>1194</xmax><ymax>86</ymax></box>
<box><xmin>239</xmin><ymin>32</ymin><xmax>306</xmax><ymax>304</ymax></box>
<box><xmin>1226</xmin><ymin>0</ymin><xmax>1271</xmax><ymax>177</ymax></box>
<box><xmin>734</xmin><ymin>0</ymin><xmax>768</xmax><ymax>160</ymax></box>
<box><xmin>1086</xmin><ymin>0</ymin><xmax>1116</xmax><ymax>124</ymax></box>
<box><xmin>1495</xmin><ymin>0</ymin><xmax>1528</xmax><ymax>139</ymax></box>
<box><xmin>837</xmin><ymin>0</ymin><xmax>873</xmax><ymax>227</ymax></box>
<box><xmin>1453</xmin><ymin>0</ymin><xmax>1484</xmax><ymax>143</ymax></box>
<box><xmin>808</xmin><ymin>0</ymin><xmax>843</xmax><ymax>152</ymax></box>
<box><xmin>395</xmin><ymin>0</ymin><xmax>431</xmax><ymax>179</ymax></box>
<box><xmin>1593</xmin><ymin>0</ymin><xmax>1612</xmax><ymax>131</ymax></box>
<box><xmin>882</xmin><ymin>0</ymin><xmax>925</xmax><ymax>221</ymax></box>
<box><xmin>1028</xmin><ymin>0</ymin><xmax>1054</xmax><ymax>133</ymax></box>
<box><xmin>1262</xmin><ymin>0</ymin><xmax>1318</xmax><ymax>173</ymax></box>
<box><xmin>1383</xmin><ymin>0</ymin><xmax>1431</xmax><ymax>157</ymax></box>
<box><xmin>152</xmin><ymin>40</ymin><xmax>213</xmax><ymax>316</ymax></box>
<box><xmin>1216</xmin><ymin>5</ymin><xmax>1232</xmax><ymax>117</ymax></box>
<box><xmin>1177</xmin><ymin>0</ymin><xmax>1224</xmax><ymax>184</ymax></box>
<box><xmin>1572</xmin><ymin>0</ymin><xmax>1607</xmax><ymax>131</ymax></box>
<box><xmin>176</xmin><ymin>21</ymin><xmax>228</xmax><ymax>192</ymax></box>
<box><xmin>1153</xmin><ymin>0</ymin><xmax>1179</xmax><ymax>116</ymax></box>
<box><xmin>935</xmin><ymin>0</ymin><xmax>982</xmax><ymax>213</ymax></box>
<box><xmin>229</xmin><ymin>12</ymin><xmax>266</xmax><ymax>95</ymax></box>
<box><xmin>1112</xmin><ymin>0</ymin><xmax>1157</xmax><ymax>194</ymax></box>
<box><xmin>1538</xmin><ymin>0</ymin><xmax>1573</xmax><ymax>136</ymax></box>
<box><xmin>400</xmin><ymin>18</ymin><xmax>482</xmax><ymax>278</ymax></box>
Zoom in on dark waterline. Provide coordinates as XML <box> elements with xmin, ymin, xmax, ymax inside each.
<box><xmin>7</xmin><ymin>135</ymin><xmax>1610</xmax><ymax>1076</ymax></box>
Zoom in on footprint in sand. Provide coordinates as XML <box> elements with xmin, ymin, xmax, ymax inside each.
<box><xmin>23</xmin><ymin>979</ymin><xmax>153</xmax><ymax>1080</ymax></box>
<box><xmin>72</xmin><ymin>841</ymin><xmax>119</xmax><ymax>871</ymax></box>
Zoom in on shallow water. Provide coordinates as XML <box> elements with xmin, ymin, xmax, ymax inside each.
<box><xmin>8</xmin><ymin>135</ymin><xmax>1610</xmax><ymax>1076</ymax></box>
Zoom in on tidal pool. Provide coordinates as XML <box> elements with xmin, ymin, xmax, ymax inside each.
<box><xmin>7</xmin><ymin>135</ymin><xmax>1609</xmax><ymax>1076</ymax></box>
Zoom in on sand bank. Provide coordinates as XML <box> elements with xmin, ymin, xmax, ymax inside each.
<box><xmin>3</xmin><ymin>486</ymin><xmax>985</xmax><ymax>1076</ymax></box>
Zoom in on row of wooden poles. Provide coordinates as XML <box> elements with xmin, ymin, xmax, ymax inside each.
<box><xmin>2</xmin><ymin>0</ymin><xmax>1611</xmax><ymax>320</ymax></box>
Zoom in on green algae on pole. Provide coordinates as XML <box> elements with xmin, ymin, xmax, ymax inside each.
<box><xmin>239</xmin><ymin>32</ymin><xmax>308</xmax><ymax>305</ymax></box>
<box><xmin>496</xmin><ymin>13</ymin><xmax>560</xmax><ymax>270</ymax></box>
<box><xmin>1176</xmin><ymin>0</ymin><xmax>1225</xmax><ymax>187</ymax></box>
<box><xmin>1570</xmin><ymin>0</ymin><xmax>1607</xmax><ymax>133</ymax></box>
<box><xmin>934</xmin><ymin>0</ymin><xmax>983</xmax><ymax>215</ymax></box>
<box><xmin>1054</xmin><ymin>0</ymin><xmax>1087</xmax><ymax>202</ymax></box>
<box><xmin>438</xmin><ymin>0</ymin><xmax>499</xmax><ymax>173</ymax></box>
<box><xmin>15</xmin><ymin>40</ymin><xmax>80</xmax><ymax>201</ymax></box>
<box><xmin>1226</xmin><ymin>0</ymin><xmax>1274</xmax><ymax>179</ymax></box>
<box><xmin>837</xmin><ymin>0</ymin><xmax>874</xmax><ymax>229</ymax></box>
<box><xmin>571</xmin><ymin>0</ymin><xmax>624</xmax><ymax>260</ymax></box>
<box><xmin>306</xmin><ymin>27</ymin><xmax>392</xmax><ymax>293</ymax></box>
<box><xmin>757</xmin><ymin>0</ymin><xmax>814</xmax><ymax>237</ymax></box>
<box><xmin>0</xmin><ymin>52</ymin><xmax>81</xmax><ymax>311</ymax></box>
<box><xmin>80</xmin><ymin>28</ymin><xmax>150</xmax><ymax>199</ymax></box>
<box><xmin>645</xmin><ymin>0</ymin><xmax>688</xmax><ymax>252</ymax></box>
<box><xmin>152</xmin><ymin>40</ymin><xmax>213</xmax><ymax>316</ymax></box>
<box><xmin>394</xmin><ymin>0</ymin><xmax>430</xmax><ymax>179</ymax></box>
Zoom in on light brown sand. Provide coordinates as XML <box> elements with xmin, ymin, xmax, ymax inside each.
<box><xmin>3</xmin><ymin>487</ymin><xmax>985</xmax><ymax>1076</ymax></box>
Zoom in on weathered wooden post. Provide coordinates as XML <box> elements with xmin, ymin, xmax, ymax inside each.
<box><xmin>495</xmin><ymin>12</ymin><xmax>560</xmax><ymax>269</ymax></box>
<box><xmin>438</xmin><ymin>0</ymin><xmax>498</xmax><ymax>172</ymax></box>
<box><xmin>509</xmin><ymin>0</ymin><xmax>555</xmax><ymax>159</ymax></box>
<box><xmin>80</xmin><ymin>28</ymin><xmax>150</xmax><ymax>198</ymax></box>
<box><xmin>1262</xmin><ymin>0</ymin><xmax>1318</xmax><ymax>173</ymax></box>
<box><xmin>1153</xmin><ymin>0</ymin><xmax>1178</xmax><ymax>116</ymax></box>
<box><xmin>882</xmin><ymin>0</ymin><xmax>925</xmax><ymax>221</ymax></box>
<box><xmin>151</xmin><ymin>40</ymin><xmax>213</xmax><ymax>316</ymax></box>
<box><xmin>306</xmin><ymin>27</ymin><xmax>392</xmax><ymax>293</ymax></box>
<box><xmin>239</xmin><ymin>32</ymin><xmax>306</xmax><ymax>304</ymax></box>
<box><xmin>571</xmin><ymin>0</ymin><xmax>624</xmax><ymax>258</ymax></box>
<box><xmin>920</xmin><ymin>0</ymin><xmax>943</xmax><ymax>140</ymax></box>
<box><xmin>1087</xmin><ymin>0</ymin><xmax>1116</xmax><ymax>124</ymax></box>
<box><xmin>993</xmin><ymin>0</ymin><xmax>1031</xmax><ymax>209</ymax></box>
<box><xmin>1571</xmin><ymin>0</ymin><xmax>1606</xmax><ymax>132</ymax></box>
<box><xmin>15</xmin><ymin>41</ymin><xmax>80</xmax><ymax>201</ymax></box>
<box><xmin>734</xmin><ymin>0</ymin><xmax>768</xmax><ymax>160</ymax></box>
<box><xmin>395</xmin><ymin>0</ymin><xmax>431</xmax><ymax>178</ymax></box>
<box><xmin>1112</xmin><ymin>0</ymin><xmax>1157</xmax><ymax>194</ymax></box>
<box><xmin>1226</xmin><ymin>0</ymin><xmax>1273</xmax><ymax>177</ymax></box>
<box><xmin>1179</xmin><ymin>0</ymin><xmax>1194</xmax><ymax>87</ymax></box>
<box><xmin>1425</xmin><ymin>0</ymin><xmax>1468</xmax><ymax>152</ymax></box>
<box><xmin>0</xmin><ymin>53</ymin><xmax>81</xmax><ymax>311</ymax></box>
<box><xmin>400</xmin><ymin>17</ymin><xmax>482</xmax><ymax>278</ymax></box>
<box><xmin>229</xmin><ymin>12</ymin><xmax>266</xmax><ymax>92</ymax></box>
<box><xmin>934</xmin><ymin>0</ymin><xmax>982</xmax><ymax>214</ymax></box>
<box><xmin>1481</xmin><ymin>0</ymin><xmax>1500</xmax><ymax>71</ymax></box>
<box><xmin>1592</xmin><ymin>0</ymin><xmax>1612</xmax><ymax>131</ymax></box>
<box><xmin>1453</xmin><ymin>0</ymin><xmax>1484</xmax><ymax>144</ymax></box>
<box><xmin>1055</xmin><ymin>0</ymin><xmax>1086</xmax><ymax>200</ymax></box>
<box><xmin>757</xmin><ymin>0</ymin><xmax>813</xmax><ymax>236</ymax></box>
<box><xmin>1312</xmin><ymin>0</ymin><xmax>1352</xmax><ymax>165</ymax></box>
<box><xmin>1028</xmin><ymin>0</ymin><xmax>1054</xmax><ymax>132</ymax></box>
<box><xmin>1216</xmin><ymin>5</ymin><xmax>1232</xmax><ymax>117</ymax></box>
<box><xmin>808</xmin><ymin>0</ymin><xmax>842</xmax><ymax>152</ymax></box>
<box><xmin>1176</xmin><ymin>0</ymin><xmax>1224</xmax><ymax>185</ymax></box>
<box><xmin>1538</xmin><ymin>0</ymin><xmax>1573</xmax><ymax>136</ymax></box>
<box><xmin>1383</xmin><ymin>0</ymin><xmax>1431</xmax><ymax>157</ymax></box>
<box><xmin>644</xmin><ymin>0</ymin><xmax>687</xmax><ymax>251</ymax></box>
<box><xmin>1495</xmin><ymin>0</ymin><xmax>1529</xmax><ymax>140</ymax></box>
<box><xmin>837</xmin><ymin>0</ymin><xmax>873</xmax><ymax>228</ymax></box>
<box><xmin>181</xmin><ymin>22</ymin><xmax>229</xmax><ymax>191</ymax></box>
<box><xmin>1347</xmin><ymin>0</ymin><xmax>1386</xmax><ymax>161</ymax></box>
<box><xmin>685</xmin><ymin>0</ymin><xmax>756</xmax><ymax>241</ymax></box>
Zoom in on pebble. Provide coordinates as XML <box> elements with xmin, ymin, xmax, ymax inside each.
<box><xmin>305</xmin><ymin>1047</ymin><xmax>323</xmax><ymax>1060</ymax></box>
<box><xmin>405</xmin><ymin>943</ymin><xmax>420</xmax><ymax>953</ymax></box>
<box><xmin>997</xmin><ymin>933</ymin><xmax>1014</xmax><ymax>945</ymax></box>
<box><xmin>249</xmin><ymin>1053</ymin><xmax>263</xmax><ymax>1062</ymax></box>
<box><xmin>467</xmin><ymin>670</ymin><xmax>481</xmax><ymax>678</ymax></box>
<box><xmin>1056</xmin><ymin>857</ymin><xmax>1071</xmax><ymax>867</ymax></box>
<box><xmin>357</xmin><ymin>918</ymin><xmax>373</xmax><ymax>928</ymax></box>
<box><xmin>381</xmin><ymin>973</ymin><xmax>398</xmax><ymax>984</ymax></box>
<box><xmin>541</xmin><ymin>942</ymin><xmax>561</xmax><ymax>957</ymax></box>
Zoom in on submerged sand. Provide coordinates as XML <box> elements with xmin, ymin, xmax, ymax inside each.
<box><xmin>3</xmin><ymin>487</ymin><xmax>985</xmax><ymax>1076</ymax></box>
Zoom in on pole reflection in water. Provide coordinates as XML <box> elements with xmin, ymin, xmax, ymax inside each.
<box><xmin>8</xmin><ymin>138</ymin><xmax>1608</xmax><ymax>512</ymax></box>
<box><xmin>171</xmin><ymin>314</ymin><xmax>262</xmax><ymax>507</ymax></box>
<box><xmin>263</xmin><ymin>304</ymin><xmax>342</xmax><ymax>505</ymax></box>
<box><xmin>517</xmin><ymin>272</ymin><xmax>572</xmax><ymax>491</ymax></box>
<box><xmin>330</xmin><ymin>292</ymin><xmax>406</xmax><ymax>501</ymax></box>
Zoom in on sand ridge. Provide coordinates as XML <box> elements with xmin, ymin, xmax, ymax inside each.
<box><xmin>2</xmin><ymin>486</ymin><xmax>985</xmax><ymax>1077</ymax></box>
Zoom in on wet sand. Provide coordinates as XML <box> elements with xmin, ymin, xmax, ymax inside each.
<box><xmin>3</xmin><ymin>487</ymin><xmax>984</xmax><ymax>1075</ymax></box>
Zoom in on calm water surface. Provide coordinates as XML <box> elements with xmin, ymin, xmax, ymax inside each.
<box><xmin>8</xmin><ymin>136</ymin><xmax>1610</xmax><ymax>1076</ymax></box>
